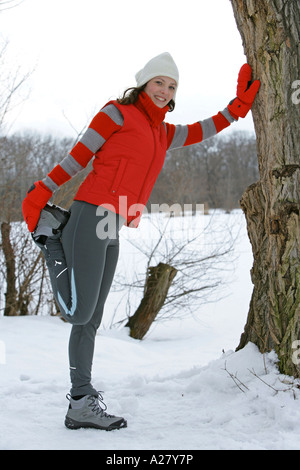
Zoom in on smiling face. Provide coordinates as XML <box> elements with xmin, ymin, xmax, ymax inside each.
<box><xmin>144</xmin><ymin>76</ymin><xmax>177</xmax><ymax>108</ymax></box>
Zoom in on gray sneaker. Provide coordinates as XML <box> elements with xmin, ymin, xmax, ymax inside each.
<box><xmin>64</xmin><ymin>393</ymin><xmax>127</xmax><ymax>431</ymax></box>
<box><xmin>33</xmin><ymin>203</ymin><xmax>70</xmax><ymax>245</ymax></box>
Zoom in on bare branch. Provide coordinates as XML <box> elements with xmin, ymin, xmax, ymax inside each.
<box><xmin>0</xmin><ymin>0</ymin><xmax>24</xmax><ymax>11</ymax></box>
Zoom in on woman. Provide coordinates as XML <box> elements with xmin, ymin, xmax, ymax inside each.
<box><xmin>22</xmin><ymin>52</ymin><xmax>260</xmax><ymax>431</ymax></box>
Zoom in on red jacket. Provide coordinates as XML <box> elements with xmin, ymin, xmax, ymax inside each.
<box><xmin>42</xmin><ymin>91</ymin><xmax>236</xmax><ymax>227</ymax></box>
<box><xmin>75</xmin><ymin>94</ymin><xmax>168</xmax><ymax>227</ymax></box>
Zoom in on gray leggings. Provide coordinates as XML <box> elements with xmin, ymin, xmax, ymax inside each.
<box><xmin>45</xmin><ymin>201</ymin><xmax>125</xmax><ymax>397</ymax></box>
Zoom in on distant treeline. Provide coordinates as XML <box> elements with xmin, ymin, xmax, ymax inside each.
<box><xmin>149</xmin><ymin>130</ymin><xmax>258</xmax><ymax>213</ymax></box>
<box><xmin>0</xmin><ymin>130</ymin><xmax>258</xmax><ymax>222</ymax></box>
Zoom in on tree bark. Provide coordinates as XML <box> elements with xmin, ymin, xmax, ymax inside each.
<box><xmin>230</xmin><ymin>0</ymin><xmax>300</xmax><ymax>376</ymax></box>
<box><xmin>126</xmin><ymin>263</ymin><xmax>177</xmax><ymax>340</ymax></box>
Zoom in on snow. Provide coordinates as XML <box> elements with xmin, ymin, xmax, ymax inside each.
<box><xmin>1</xmin><ymin>211</ymin><xmax>300</xmax><ymax>450</ymax></box>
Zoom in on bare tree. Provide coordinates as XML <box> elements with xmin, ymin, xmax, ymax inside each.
<box><xmin>0</xmin><ymin>40</ymin><xmax>31</xmax><ymax>134</ymax></box>
<box><xmin>0</xmin><ymin>132</ymin><xmax>73</xmax><ymax>316</ymax></box>
<box><xmin>0</xmin><ymin>220</ymin><xmax>53</xmax><ymax>316</ymax></box>
<box><xmin>114</xmin><ymin>210</ymin><xmax>239</xmax><ymax>339</ymax></box>
<box><xmin>230</xmin><ymin>0</ymin><xmax>300</xmax><ymax>377</ymax></box>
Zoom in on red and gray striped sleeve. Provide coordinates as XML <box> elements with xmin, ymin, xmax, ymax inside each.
<box><xmin>42</xmin><ymin>104</ymin><xmax>124</xmax><ymax>192</ymax></box>
<box><xmin>164</xmin><ymin>107</ymin><xmax>237</xmax><ymax>150</ymax></box>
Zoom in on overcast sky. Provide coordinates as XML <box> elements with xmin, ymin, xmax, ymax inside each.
<box><xmin>1</xmin><ymin>0</ymin><xmax>255</xmax><ymax>138</ymax></box>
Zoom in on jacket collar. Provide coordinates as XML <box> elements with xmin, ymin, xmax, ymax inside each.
<box><xmin>134</xmin><ymin>91</ymin><xmax>169</xmax><ymax>127</ymax></box>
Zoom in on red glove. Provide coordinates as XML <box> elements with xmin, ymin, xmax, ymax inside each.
<box><xmin>22</xmin><ymin>181</ymin><xmax>53</xmax><ymax>232</ymax></box>
<box><xmin>228</xmin><ymin>64</ymin><xmax>260</xmax><ymax>118</ymax></box>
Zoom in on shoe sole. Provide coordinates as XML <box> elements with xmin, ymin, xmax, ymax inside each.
<box><xmin>64</xmin><ymin>415</ymin><xmax>127</xmax><ymax>431</ymax></box>
<box><xmin>43</xmin><ymin>204</ymin><xmax>70</xmax><ymax>231</ymax></box>
<box><xmin>33</xmin><ymin>204</ymin><xmax>70</xmax><ymax>239</ymax></box>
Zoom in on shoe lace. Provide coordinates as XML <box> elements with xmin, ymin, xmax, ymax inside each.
<box><xmin>88</xmin><ymin>392</ymin><xmax>115</xmax><ymax>418</ymax></box>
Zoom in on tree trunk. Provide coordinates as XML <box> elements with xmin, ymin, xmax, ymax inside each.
<box><xmin>1</xmin><ymin>222</ymin><xmax>17</xmax><ymax>316</ymax></box>
<box><xmin>126</xmin><ymin>262</ymin><xmax>177</xmax><ymax>340</ymax></box>
<box><xmin>1</xmin><ymin>221</ymin><xmax>44</xmax><ymax>316</ymax></box>
<box><xmin>230</xmin><ymin>0</ymin><xmax>300</xmax><ymax>376</ymax></box>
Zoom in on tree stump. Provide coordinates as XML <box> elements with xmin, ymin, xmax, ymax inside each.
<box><xmin>126</xmin><ymin>262</ymin><xmax>177</xmax><ymax>340</ymax></box>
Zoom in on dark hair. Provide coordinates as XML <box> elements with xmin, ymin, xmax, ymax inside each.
<box><xmin>117</xmin><ymin>85</ymin><xmax>175</xmax><ymax>112</ymax></box>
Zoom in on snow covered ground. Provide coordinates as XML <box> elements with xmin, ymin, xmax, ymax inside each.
<box><xmin>1</xmin><ymin>211</ymin><xmax>300</xmax><ymax>450</ymax></box>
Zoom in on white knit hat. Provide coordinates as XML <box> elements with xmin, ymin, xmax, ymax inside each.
<box><xmin>135</xmin><ymin>52</ymin><xmax>179</xmax><ymax>89</ymax></box>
